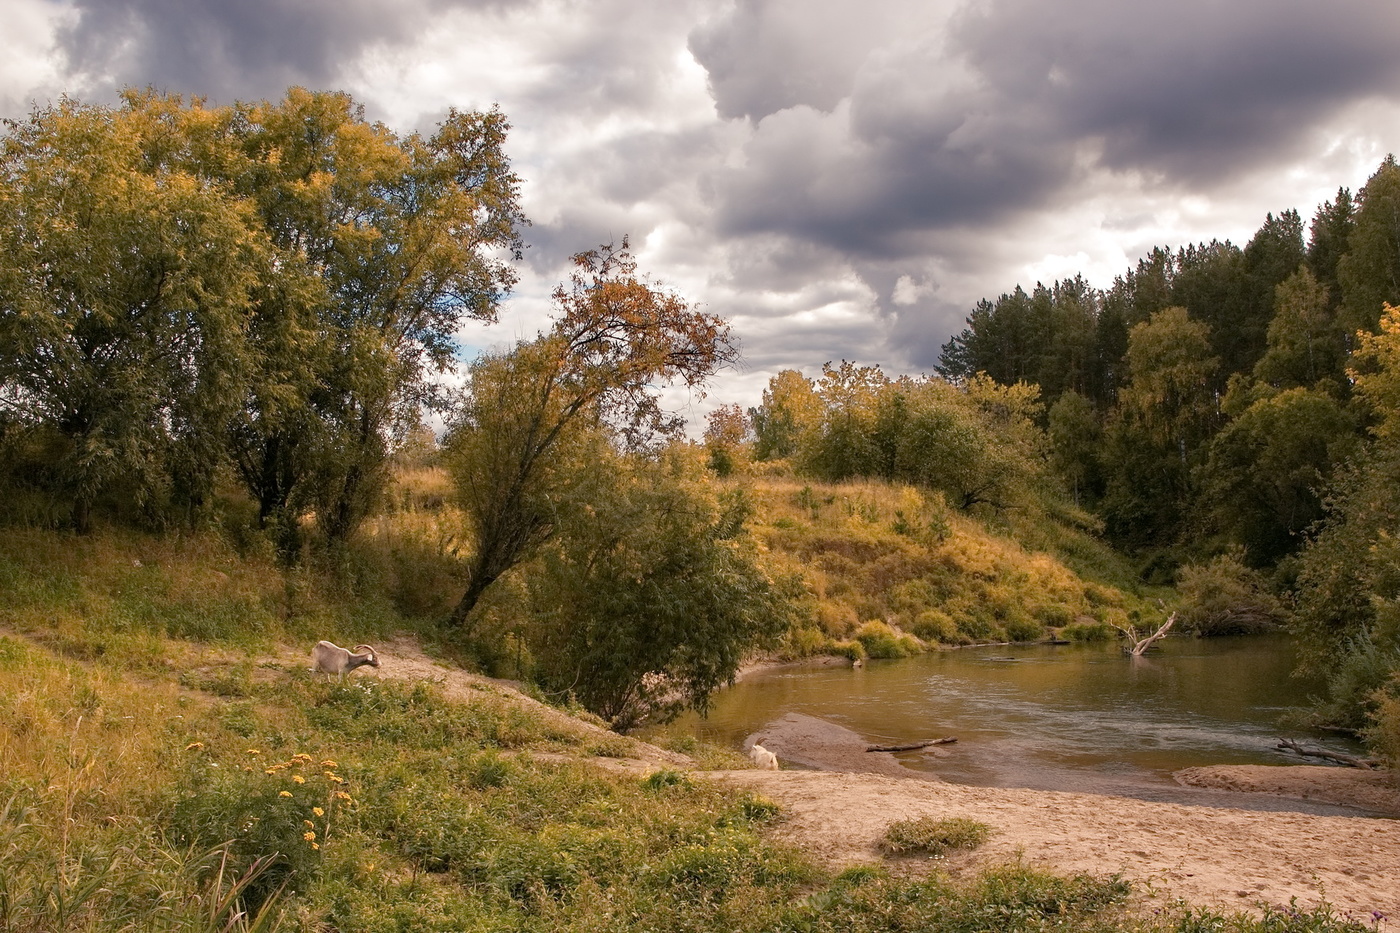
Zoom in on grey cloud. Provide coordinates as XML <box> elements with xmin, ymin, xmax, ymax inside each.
<box><xmin>57</xmin><ymin>0</ymin><xmax>518</xmax><ymax>103</ymax></box>
<box><xmin>697</xmin><ymin>0</ymin><xmax>1400</xmax><ymax>267</ymax></box>
<box><xmin>689</xmin><ymin>0</ymin><xmax>938</xmax><ymax>121</ymax></box>
<box><xmin>954</xmin><ymin>0</ymin><xmax>1400</xmax><ymax>180</ymax></box>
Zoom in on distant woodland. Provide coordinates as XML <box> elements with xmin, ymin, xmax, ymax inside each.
<box><xmin>1</xmin><ymin>90</ymin><xmax>1397</xmax><ymax>757</ymax></box>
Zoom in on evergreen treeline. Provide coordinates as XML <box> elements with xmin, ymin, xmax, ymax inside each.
<box><xmin>921</xmin><ymin>159</ymin><xmax>1400</xmax><ymax>749</ymax></box>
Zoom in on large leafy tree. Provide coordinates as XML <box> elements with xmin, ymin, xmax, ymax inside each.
<box><xmin>750</xmin><ymin>369</ymin><xmax>821</xmax><ymax>461</ymax></box>
<box><xmin>1200</xmin><ymin>387</ymin><xmax>1357</xmax><ymax>566</ymax></box>
<box><xmin>223</xmin><ymin>89</ymin><xmax>527</xmax><ymax>549</ymax></box>
<box><xmin>0</xmin><ymin>96</ymin><xmax>263</xmax><ymax>528</ymax></box>
<box><xmin>1252</xmin><ymin>267</ymin><xmax>1348</xmax><ymax>392</ymax></box>
<box><xmin>444</xmin><ymin>240</ymin><xmax>737</xmax><ymax>627</ymax></box>
<box><xmin>1291</xmin><ymin>305</ymin><xmax>1400</xmax><ymax>735</ymax></box>
<box><xmin>1100</xmin><ymin>307</ymin><xmax>1219</xmax><ymax>549</ymax></box>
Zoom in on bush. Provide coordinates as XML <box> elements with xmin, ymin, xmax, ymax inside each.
<box><xmin>1178</xmin><ymin>552</ymin><xmax>1283</xmax><ymax>636</ymax></box>
<box><xmin>854</xmin><ymin>621</ymin><xmax>916</xmax><ymax>659</ymax></box>
<box><xmin>1062</xmin><ymin>620</ymin><xmax>1115</xmax><ymax>643</ymax></box>
<box><xmin>1365</xmin><ymin>673</ymin><xmax>1400</xmax><ymax>768</ymax></box>
<box><xmin>910</xmin><ymin>608</ymin><xmax>959</xmax><ymax>643</ymax></box>
<box><xmin>879</xmin><ymin>816</ymin><xmax>992</xmax><ymax>857</ymax></box>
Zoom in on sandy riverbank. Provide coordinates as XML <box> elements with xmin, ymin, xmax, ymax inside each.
<box><xmin>719</xmin><ymin>711</ymin><xmax>1400</xmax><ymax>920</ymax></box>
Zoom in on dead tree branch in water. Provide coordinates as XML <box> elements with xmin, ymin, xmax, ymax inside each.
<box><xmin>1276</xmin><ymin>738</ymin><xmax>1382</xmax><ymax>769</ymax></box>
<box><xmin>1117</xmin><ymin>612</ymin><xmax>1177</xmax><ymax>656</ymax></box>
<box><xmin>866</xmin><ymin>737</ymin><xmax>957</xmax><ymax>753</ymax></box>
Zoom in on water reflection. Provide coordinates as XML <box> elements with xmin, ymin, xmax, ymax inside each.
<box><xmin>666</xmin><ymin>635</ymin><xmax>1376</xmax><ymax>814</ymax></box>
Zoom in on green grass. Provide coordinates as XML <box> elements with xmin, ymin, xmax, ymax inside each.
<box><xmin>880</xmin><ymin>816</ymin><xmax>994</xmax><ymax>857</ymax></box>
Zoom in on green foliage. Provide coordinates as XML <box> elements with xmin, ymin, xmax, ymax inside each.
<box><xmin>1062</xmin><ymin>620</ymin><xmax>1115</xmax><ymax>643</ymax></box>
<box><xmin>1339</xmin><ymin>155</ymin><xmax>1400</xmax><ymax>335</ymax></box>
<box><xmin>0</xmin><ymin>89</ymin><xmax>526</xmax><ymax>545</ymax></box>
<box><xmin>1177</xmin><ymin>553</ymin><xmax>1283</xmax><ymax>636</ymax></box>
<box><xmin>528</xmin><ymin>446</ymin><xmax>791</xmax><ymax>729</ymax></box>
<box><xmin>1200</xmin><ymin>388</ymin><xmax>1357</xmax><ymax>565</ymax></box>
<box><xmin>853</xmin><ymin>620</ymin><xmax>919</xmax><ymax>659</ymax></box>
<box><xmin>880</xmin><ymin>816</ymin><xmax>993</xmax><ymax>857</ymax></box>
<box><xmin>0</xmin><ymin>96</ymin><xmax>263</xmax><ymax>528</ymax></box>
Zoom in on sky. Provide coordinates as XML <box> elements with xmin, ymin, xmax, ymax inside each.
<box><xmin>5</xmin><ymin>0</ymin><xmax>1400</xmax><ymax>425</ymax></box>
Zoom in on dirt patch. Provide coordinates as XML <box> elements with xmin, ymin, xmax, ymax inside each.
<box><xmin>1176</xmin><ymin>765</ymin><xmax>1400</xmax><ymax>817</ymax></box>
<box><xmin>746</xmin><ymin>711</ymin><xmax>930</xmax><ymax>778</ymax></box>
<box><xmin>710</xmin><ymin>769</ymin><xmax>1400</xmax><ymax>920</ymax></box>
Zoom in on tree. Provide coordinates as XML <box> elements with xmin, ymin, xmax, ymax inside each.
<box><xmin>1100</xmin><ymin>307</ymin><xmax>1219</xmax><ymax>549</ymax></box>
<box><xmin>800</xmin><ymin>360</ymin><xmax>889</xmax><ymax>480</ymax></box>
<box><xmin>1339</xmin><ymin>156</ymin><xmax>1400</xmax><ymax>337</ymax></box>
<box><xmin>1291</xmin><ymin>304</ymin><xmax>1400</xmax><ymax>735</ymax></box>
<box><xmin>444</xmin><ymin>240</ymin><xmax>737</xmax><ymax>627</ymax></box>
<box><xmin>222</xmin><ymin>89</ymin><xmax>526</xmax><ymax>550</ymax></box>
<box><xmin>1306</xmin><ymin>187</ymin><xmax>1355</xmax><ymax>307</ymax></box>
<box><xmin>1252</xmin><ymin>268</ymin><xmax>1348</xmax><ymax>392</ymax></box>
<box><xmin>1200</xmin><ymin>387</ymin><xmax>1357</xmax><ymax>565</ymax></box>
<box><xmin>527</xmin><ymin>444</ymin><xmax>790</xmax><ymax>729</ymax></box>
<box><xmin>703</xmin><ymin>403</ymin><xmax>751</xmax><ymax>476</ymax></box>
<box><xmin>1048</xmin><ymin>390</ymin><xmax>1102</xmax><ymax>507</ymax></box>
<box><xmin>0</xmin><ymin>96</ymin><xmax>262</xmax><ymax>528</ymax></box>
<box><xmin>750</xmin><ymin>369</ymin><xmax>820</xmax><ymax>460</ymax></box>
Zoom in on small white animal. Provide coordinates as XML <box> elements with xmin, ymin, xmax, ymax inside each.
<box><xmin>310</xmin><ymin>641</ymin><xmax>380</xmax><ymax>679</ymax></box>
<box><xmin>748</xmin><ymin>742</ymin><xmax>779</xmax><ymax>770</ymax></box>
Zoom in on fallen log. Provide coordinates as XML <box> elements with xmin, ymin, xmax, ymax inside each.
<box><xmin>1276</xmin><ymin>738</ymin><xmax>1382</xmax><ymax>770</ymax></box>
<box><xmin>866</xmin><ymin>737</ymin><xmax>957</xmax><ymax>753</ymax></box>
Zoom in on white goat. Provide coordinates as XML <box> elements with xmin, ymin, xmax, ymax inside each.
<box><xmin>748</xmin><ymin>742</ymin><xmax>779</xmax><ymax>770</ymax></box>
<box><xmin>310</xmin><ymin>641</ymin><xmax>380</xmax><ymax>679</ymax></box>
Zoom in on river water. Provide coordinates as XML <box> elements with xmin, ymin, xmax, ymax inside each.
<box><xmin>667</xmin><ymin>635</ymin><xmax>1379</xmax><ymax>815</ymax></box>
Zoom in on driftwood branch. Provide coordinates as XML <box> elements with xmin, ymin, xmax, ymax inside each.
<box><xmin>1123</xmin><ymin>612</ymin><xmax>1176</xmax><ymax>656</ymax></box>
<box><xmin>1276</xmin><ymin>738</ymin><xmax>1381</xmax><ymax>770</ymax></box>
<box><xmin>866</xmin><ymin>737</ymin><xmax>957</xmax><ymax>753</ymax></box>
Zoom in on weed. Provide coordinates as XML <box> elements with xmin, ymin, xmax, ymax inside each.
<box><xmin>880</xmin><ymin>815</ymin><xmax>993</xmax><ymax>857</ymax></box>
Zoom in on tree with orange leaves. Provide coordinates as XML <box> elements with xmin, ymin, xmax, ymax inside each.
<box><xmin>444</xmin><ymin>239</ymin><xmax>737</xmax><ymax>627</ymax></box>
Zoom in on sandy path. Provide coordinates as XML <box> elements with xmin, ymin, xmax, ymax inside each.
<box><xmin>711</xmin><ymin>769</ymin><xmax>1399</xmax><ymax>920</ymax></box>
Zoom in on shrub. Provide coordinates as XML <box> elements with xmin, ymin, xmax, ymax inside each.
<box><xmin>854</xmin><ymin>621</ymin><xmax>913</xmax><ymax>659</ymax></box>
<box><xmin>1062</xmin><ymin>620</ymin><xmax>1115</xmax><ymax>643</ymax></box>
<box><xmin>880</xmin><ymin>816</ymin><xmax>992</xmax><ymax>857</ymax></box>
<box><xmin>910</xmin><ymin>609</ymin><xmax>959</xmax><ymax>643</ymax></box>
<box><xmin>1177</xmin><ymin>552</ymin><xmax>1283</xmax><ymax>635</ymax></box>
<box><xmin>1002</xmin><ymin>614</ymin><xmax>1044</xmax><ymax>643</ymax></box>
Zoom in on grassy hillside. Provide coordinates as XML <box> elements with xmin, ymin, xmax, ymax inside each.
<box><xmin>733</xmin><ymin>472</ymin><xmax>1162</xmax><ymax>660</ymax></box>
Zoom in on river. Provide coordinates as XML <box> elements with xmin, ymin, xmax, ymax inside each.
<box><xmin>666</xmin><ymin>635</ymin><xmax>1379</xmax><ymax>814</ymax></box>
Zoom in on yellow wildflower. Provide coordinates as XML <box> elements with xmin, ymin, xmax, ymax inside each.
<box><xmin>246</xmin><ymin>748</ymin><xmax>261</xmax><ymax>755</ymax></box>
<box><xmin>320</xmin><ymin>759</ymin><xmax>337</xmax><ymax>768</ymax></box>
<box><xmin>184</xmin><ymin>741</ymin><xmax>204</xmax><ymax>750</ymax></box>
<box><xmin>292</xmin><ymin>753</ymin><xmax>313</xmax><ymax>763</ymax></box>
<box><xmin>279</xmin><ymin>791</ymin><xmax>292</xmax><ymax>798</ymax></box>
<box><xmin>311</xmin><ymin>842</ymin><xmax>320</xmax><ymax>850</ymax></box>
<box><xmin>303</xmin><ymin>819</ymin><xmax>315</xmax><ymax>828</ymax></box>
<box><xmin>312</xmin><ymin>807</ymin><xmax>324</xmax><ymax>817</ymax></box>
<box><xmin>303</xmin><ymin>831</ymin><xmax>315</xmax><ymax>842</ymax></box>
<box><xmin>323</xmin><ymin>772</ymin><xmax>344</xmax><ymax>784</ymax></box>
<box><xmin>333</xmin><ymin>791</ymin><xmax>352</xmax><ymax>802</ymax></box>
<box><xmin>292</xmin><ymin>775</ymin><xmax>306</xmax><ymax>784</ymax></box>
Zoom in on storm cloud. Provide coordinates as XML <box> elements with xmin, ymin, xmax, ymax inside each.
<box><xmin>9</xmin><ymin>0</ymin><xmax>1400</xmax><ymax>413</ymax></box>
